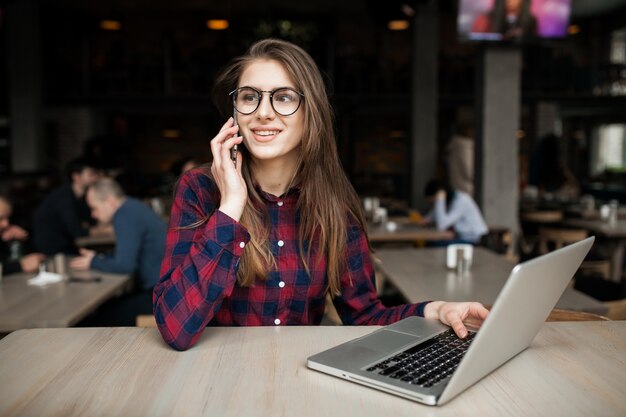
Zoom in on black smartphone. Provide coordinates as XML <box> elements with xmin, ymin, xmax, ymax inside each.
<box><xmin>230</xmin><ymin>108</ymin><xmax>238</xmax><ymax>165</ymax></box>
<box><xmin>69</xmin><ymin>276</ymin><xmax>102</xmax><ymax>283</ymax></box>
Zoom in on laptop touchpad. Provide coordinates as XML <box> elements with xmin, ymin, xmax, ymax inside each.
<box><xmin>357</xmin><ymin>330</ymin><xmax>420</xmax><ymax>355</ymax></box>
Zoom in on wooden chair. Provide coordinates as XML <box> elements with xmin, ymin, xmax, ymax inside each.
<box><xmin>538</xmin><ymin>227</ymin><xmax>611</xmax><ymax>280</ymax></box>
<box><xmin>521</xmin><ymin>210</ymin><xmax>564</xmax><ymax>224</ymax></box>
<box><xmin>136</xmin><ymin>315</ymin><xmax>157</xmax><ymax>328</ymax></box>
<box><xmin>538</xmin><ymin>227</ymin><xmax>587</xmax><ymax>254</ymax></box>
<box><xmin>519</xmin><ymin>211</ymin><xmax>564</xmax><ymax>257</ymax></box>
<box><xmin>604</xmin><ymin>298</ymin><xmax>626</xmax><ymax>320</ymax></box>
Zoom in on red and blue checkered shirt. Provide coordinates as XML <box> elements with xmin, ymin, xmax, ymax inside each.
<box><xmin>154</xmin><ymin>169</ymin><xmax>430</xmax><ymax>350</ymax></box>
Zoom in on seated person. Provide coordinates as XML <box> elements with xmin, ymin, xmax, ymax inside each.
<box><xmin>0</xmin><ymin>196</ymin><xmax>45</xmax><ymax>274</ymax></box>
<box><xmin>33</xmin><ymin>158</ymin><xmax>101</xmax><ymax>255</ymax></box>
<box><xmin>528</xmin><ymin>133</ymin><xmax>580</xmax><ymax>201</ymax></box>
<box><xmin>70</xmin><ymin>178</ymin><xmax>167</xmax><ymax>325</ymax></box>
<box><xmin>420</xmin><ymin>179</ymin><xmax>488</xmax><ymax>245</ymax></box>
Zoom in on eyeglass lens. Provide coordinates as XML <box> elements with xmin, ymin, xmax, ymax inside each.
<box><xmin>232</xmin><ymin>87</ymin><xmax>302</xmax><ymax>116</ymax></box>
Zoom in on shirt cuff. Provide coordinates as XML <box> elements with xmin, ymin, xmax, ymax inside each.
<box><xmin>416</xmin><ymin>301</ymin><xmax>432</xmax><ymax>317</ymax></box>
<box><xmin>203</xmin><ymin>209</ymin><xmax>251</xmax><ymax>257</ymax></box>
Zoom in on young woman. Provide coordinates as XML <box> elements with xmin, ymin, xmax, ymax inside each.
<box><xmin>420</xmin><ymin>179</ymin><xmax>488</xmax><ymax>245</ymax></box>
<box><xmin>153</xmin><ymin>39</ymin><xmax>488</xmax><ymax>351</ymax></box>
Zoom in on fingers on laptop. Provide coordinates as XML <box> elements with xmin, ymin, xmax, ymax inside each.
<box><xmin>446</xmin><ymin>314</ymin><xmax>468</xmax><ymax>339</ymax></box>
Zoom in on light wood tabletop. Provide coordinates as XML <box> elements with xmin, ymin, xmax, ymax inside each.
<box><xmin>374</xmin><ymin>247</ymin><xmax>609</xmax><ymax>315</ymax></box>
<box><xmin>0</xmin><ymin>323</ymin><xmax>624</xmax><ymax>416</ymax></box>
<box><xmin>0</xmin><ymin>270</ymin><xmax>131</xmax><ymax>332</ymax></box>
<box><xmin>368</xmin><ymin>222</ymin><xmax>454</xmax><ymax>243</ymax></box>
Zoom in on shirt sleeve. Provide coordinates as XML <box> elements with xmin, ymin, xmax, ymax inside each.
<box><xmin>432</xmin><ymin>195</ymin><xmax>465</xmax><ymax>231</ymax></box>
<box><xmin>89</xmin><ymin>209</ymin><xmax>141</xmax><ymax>274</ymax></box>
<box><xmin>153</xmin><ymin>172</ymin><xmax>250</xmax><ymax>351</ymax></box>
<box><xmin>332</xmin><ymin>221</ymin><xmax>430</xmax><ymax>325</ymax></box>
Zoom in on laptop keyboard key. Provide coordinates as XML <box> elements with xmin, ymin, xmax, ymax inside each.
<box><xmin>366</xmin><ymin>329</ymin><xmax>477</xmax><ymax>388</ymax></box>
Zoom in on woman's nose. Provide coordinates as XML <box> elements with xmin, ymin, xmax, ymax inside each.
<box><xmin>256</xmin><ymin>94</ymin><xmax>275</xmax><ymax>119</ymax></box>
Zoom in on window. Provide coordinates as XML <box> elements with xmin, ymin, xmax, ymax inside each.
<box><xmin>592</xmin><ymin>124</ymin><xmax>626</xmax><ymax>176</ymax></box>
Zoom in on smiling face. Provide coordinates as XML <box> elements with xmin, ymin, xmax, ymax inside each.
<box><xmin>236</xmin><ymin>59</ymin><xmax>305</xmax><ymax>168</ymax></box>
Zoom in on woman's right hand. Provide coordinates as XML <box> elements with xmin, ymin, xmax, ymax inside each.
<box><xmin>210</xmin><ymin>117</ymin><xmax>247</xmax><ymax>221</ymax></box>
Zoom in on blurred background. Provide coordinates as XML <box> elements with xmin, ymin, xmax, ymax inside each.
<box><xmin>1</xmin><ymin>0</ymin><xmax>626</xmax><ymax>230</ymax></box>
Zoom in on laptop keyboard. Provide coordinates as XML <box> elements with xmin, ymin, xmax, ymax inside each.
<box><xmin>365</xmin><ymin>329</ymin><xmax>476</xmax><ymax>388</ymax></box>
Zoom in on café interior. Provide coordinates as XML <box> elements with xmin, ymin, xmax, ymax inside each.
<box><xmin>0</xmin><ymin>0</ymin><xmax>625</xmax><ymax>415</ymax></box>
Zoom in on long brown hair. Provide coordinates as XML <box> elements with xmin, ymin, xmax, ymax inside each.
<box><xmin>208</xmin><ymin>38</ymin><xmax>367</xmax><ymax>295</ymax></box>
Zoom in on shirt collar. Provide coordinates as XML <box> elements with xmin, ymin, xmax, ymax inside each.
<box><xmin>254</xmin><ymin>184</ymin><xmax>301</xmax><ymax>204</ymax></box>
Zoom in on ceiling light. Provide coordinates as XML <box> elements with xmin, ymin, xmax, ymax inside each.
<box><xmin>207</xmin><ymin>19</ymin><xmax>229</xmax><ymax>30</ymax></box>
<box><xmin>388</xmin><ymin>20</ymin><xmax>409</xmax><ymax>31</ymax></box>
<box><xmin>162</xmin><ymin>129</ymin><xmax>181</xmax><ymax>139</ymax></box>
<box><xmin>100</xmin><ymin>19</ymin><xmax>122</xmax><ymax>31</ymax></box>
<box><xmin>568</xmin><ymin>25</ymin><xmax>580</xmax><ymax>35</ymax></box>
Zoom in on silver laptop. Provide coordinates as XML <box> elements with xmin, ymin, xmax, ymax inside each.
<box><xmin>307</xmin><ymin>237</ymin><xmax>594</xmax><ymax>405</ymax></box>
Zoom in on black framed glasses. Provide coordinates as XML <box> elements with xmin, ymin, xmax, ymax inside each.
<box><xmin>229</xmin><ymin>86</ymin><xmax>305</xmax><ymax>116</ymax></box>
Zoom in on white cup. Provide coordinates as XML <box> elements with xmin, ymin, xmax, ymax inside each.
<box><xmin>363</xmin><ymin>197</ymin><xmax>381</xmax><ymax>221</ymax></box>
<box><xmin>446</xmin><ymin>244</ymin><xmax>473</xmax><ymax>270</ymax></box>
<box><xmin>600</xmin><ymin>204</ymin><xmax>610</xmax><ymax>222</ymax></box>
<box><xmin>373</xmin><ymin>207</ymin><xmax>388</xmax><ymax>226</ymax></box>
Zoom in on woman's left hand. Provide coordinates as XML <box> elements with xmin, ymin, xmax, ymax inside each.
<box><xmin>423</xmin><ymin>301</ymin><xmax>489</xmax><ymax>338</ymax></box>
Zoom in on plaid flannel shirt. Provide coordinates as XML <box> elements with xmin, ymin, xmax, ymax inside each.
<box><xmin>154</xmin><ymin>169</ymin><xmax>429</xmax><ymax>350</ymax></box>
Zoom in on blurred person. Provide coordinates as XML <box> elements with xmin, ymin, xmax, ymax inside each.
<box><xmin>472</xmin><ymin>0</ymin><xmax>537</xmax><ymax>40</ymax></box>
<box><xmin>171</xmin><ymin>156</ymin><xmax>202</xmax><ymax>176</ymax></box>
<box><xmin>154</xmin><ymin>39</ymin><xmax>489</xmax><ymax>351</ymax></box>
<box><xmin>447</xmin><ymin>122</ymin><xmax>474</xmax><ymax>196</ymax></box>
<box><xmin>33</xmin><ymin>158</ymin><xmax>103</xmax><ymax>255</ymax></box>
<box><xmin>0</xmin><ymin>196</ymin><xmax>45</xmax><ymax>274</ymax></box>
<box><xmin>528</xmin><ymin>133</ymin><xmax>580</xmax><ymax>200</ymax></box>
<box><xmin>71</xmin><ymin>178</ymin><xmax>167</xmax><ymax>325</ymax></box>
<box><xmin>419</xmin><ymin>179</ymin><xmax>488</xmax><ymax>245</ymax></box>
<box><xmin>181</xmin><ymin>157</ymin><xmax>200</xmax><ymax>174</ymax></box>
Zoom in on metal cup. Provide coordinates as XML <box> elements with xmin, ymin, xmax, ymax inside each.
<box><xmin>54</xmin><ymin>253</ymin><xmax>67</xmax><ymax>278</ymax></box>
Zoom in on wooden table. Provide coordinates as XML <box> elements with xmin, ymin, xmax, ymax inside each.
<box><xmin>563</xmin><ymin>218</ymin><xmax>626</xmax><ymax>282</ymax></box>
<box><xmin>76</xmin><ymin>232</ymin><xmax>116</xmax><ymax>248</ymax></box>
<box><xmin>0</xmin><ymin>269</ymin><xmax>131</xmax><ymax>332</ymax></box>
<box><xmin>0</xmin><ymin>323</ymin><xmax>624</xmax><ymax>416</ymax></box>
<box><xmin>368</xmin><ymin>220</ymin><xmax>454</xmax><ymax>244</ymax></box>
<box><xmin>374</xmin><ymin>247</ymin><xmax>608</xmax><ymax>315</ymax></box>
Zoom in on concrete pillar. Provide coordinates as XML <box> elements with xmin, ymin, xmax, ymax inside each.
<box><xmin>6</xmin><ymin>0</ymin><xmax>43</xmax><ymax>173</ymax></box>
<box><xmin>410</xmin><ymin>0</ymin><xmax>438</xmax><ymax>210</ymax></box>
<box><xmin>475</xmin><ymin>47</ymin><xmax>521</xmax><ymax>236</ymax></box>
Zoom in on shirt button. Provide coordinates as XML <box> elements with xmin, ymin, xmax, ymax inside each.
<box><xmin>239</xmin><ymin>242</ymin><xmax>245</xmax><ymax>248</ymax></box>
<box><xmin>277</xmin><ymin>240</ymin><xmax>284</xmax><ymax>247</ymax></box>
<box><xmin>274</xmin><ymin>318</ymin><xmax>281</xmax><ymax>325</ymax></box>
<box><xmin>277</xmin><ymin>201</ymin><xmax>283</xmax><ymax>207</ymax></box>
<box><xmin>278</xmin><ymin>281</ymin><xmax>285</xmax><ymax>288</ymax></box>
